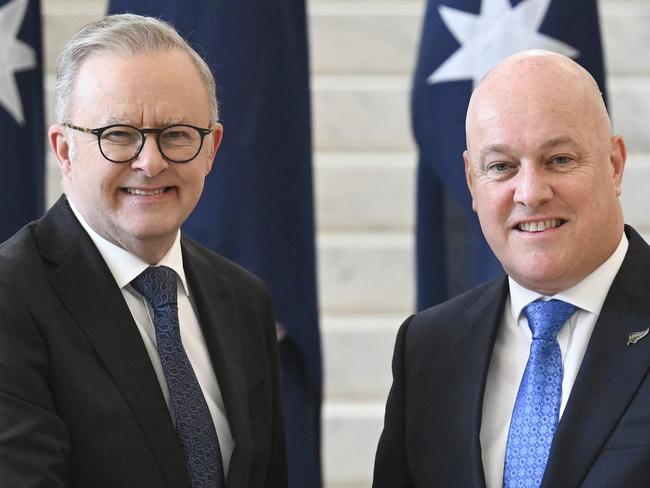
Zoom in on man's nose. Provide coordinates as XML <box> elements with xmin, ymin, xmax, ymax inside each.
<box><xmin>513</xmin><ymin>165</ymin><xmax>553</xmax><ymax>208</ymax></box>
<box><xmin>130</xmin><ymin>135</ymin><xmax>169</xmax><ymax>177</ymax></box>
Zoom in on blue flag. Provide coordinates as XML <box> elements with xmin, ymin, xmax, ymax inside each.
<box><xmin>413</xmin><ymin>0</ymin><xmax>606</xmax><ymax>309</ymax></box>
<box><xmin>0</xmin><ymin>0</ymin><xmax>44</xmax><ymax>242</ymax></box>
<box><xmin>106</xmin><ymin>2</ymin><xmax>322</xmax><ymax>486</ymax></box>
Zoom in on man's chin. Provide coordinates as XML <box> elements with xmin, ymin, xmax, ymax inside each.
<box><xmin>506</xmin><ymin>260</ymin><xmax>573</xmax><ymax>293</ymax></box>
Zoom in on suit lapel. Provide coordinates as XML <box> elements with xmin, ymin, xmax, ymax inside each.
<box><xmin>543</xmin><ymin>227</ymin><xmax>650</xmax><ymax>487</ymax></box>
<box><xmin>182</xmin><ymin>241</ymin><xmax>249</xmax><ymax>488</ymax></box>
<box><xmin>431</xmin><ymin>277</ymin><xmax>508</xmax><ymax>487</ymax></box>
<box><xmin>39</xmin><ymin>198</ymin><xmax>189</xmax><ymax>488</ymax></box>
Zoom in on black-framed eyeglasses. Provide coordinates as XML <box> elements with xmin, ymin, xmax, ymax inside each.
<box><xmin>62</xmin><ymin>123</ymin><xmax>213</xmax><ymax>163</ymax></box>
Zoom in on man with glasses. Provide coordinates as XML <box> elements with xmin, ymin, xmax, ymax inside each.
<box><xmin>0</xmin><ymin>14</ymin><xmax>287</xmax><ymax>488</ymax></box>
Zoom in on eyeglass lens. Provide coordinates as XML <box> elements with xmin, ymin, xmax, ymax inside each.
<box><xmin>99</xmin><ymin>125</ymin><xmax>203</xmax><ymax>162</ymax></box>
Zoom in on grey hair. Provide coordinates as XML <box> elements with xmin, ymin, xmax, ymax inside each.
<box><xmin>55</xmin><ymin>13</ymin><xmax>219</xmax><ymax>123</ymax></box>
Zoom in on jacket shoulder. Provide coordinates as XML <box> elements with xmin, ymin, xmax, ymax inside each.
<box><xmin>407</xmin><ymin>276</ymin><xmax>508</xmax><ymax>341</ymax></box>
<box><xmin>0</xmin><ymin>222</ymin><xmax>43</xmax><ymax>284</ymax></box>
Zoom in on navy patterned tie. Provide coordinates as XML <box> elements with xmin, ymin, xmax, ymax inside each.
<box><xmin>131</xmin><ymin>266</ymin><xmax>224</xmax><ymax>488</ymax></box>
<box><xmin>503</xmin><ymin>299</ymin><xmax>577</xmax><ymax>488</ymax></box>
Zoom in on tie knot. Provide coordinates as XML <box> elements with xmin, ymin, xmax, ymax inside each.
<box><xmin>131</xmin><ymin>266</ymin><xmax>178</xmax><ymax>309</ymax></box>
<box><xmin>524</xmin><ymin>299</ymin><xmax>576</xmax><ymax>340</ymax></box>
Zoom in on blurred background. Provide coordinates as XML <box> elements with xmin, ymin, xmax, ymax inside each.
<box><xmin>4</xmin><ymin>0</ymin><xmax>650</xmax><ymax>486</ymax></box>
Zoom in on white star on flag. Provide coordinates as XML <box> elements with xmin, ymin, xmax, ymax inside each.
<box><xmin>0</xmin><ymin>0</ymin><xmax>37</xmax><ymax>126</ymax></box>
<box><xmin>428</xmin><ymin>0</ymin><xmax>579</xmax><ymax>87</ymax></box>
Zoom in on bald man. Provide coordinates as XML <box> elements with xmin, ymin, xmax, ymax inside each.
<box><xmin>373</xmin><ymin>50</ymin><xmax>650</xmax><ymax>488</ymax></box>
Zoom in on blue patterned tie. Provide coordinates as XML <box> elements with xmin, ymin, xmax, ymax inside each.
<box><xmin>131</xmin><ymin>266</ymin><xmax>224</xmax><ymax>488</ymax></box>
<box><xmin>503</xmin><ymin>299</ymin><xmax>577</xmax><ymax>488</ymax></box>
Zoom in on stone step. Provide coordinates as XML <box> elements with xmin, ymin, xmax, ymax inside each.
<box><xmin>312</xmin><ymin>74</ymin><xmax>414</xmax><ymax>152</ymax></box>
<box><xmin>610</xmin><ymin>78</ymin><xmax>650</xmax><ymax>154</ymax></box>
<box><xmin>322</xmin><ymin>315</ymin><xmax>402</xmax><ymax>401</ymax></box>
<box><xmin>318</xmin><ymin>232</ymin><xmax>415</xmax><ymax>313</ymax></box>
<box><xmin>601</xmin><ymin>1</ymin><xmax>650</xmax><ymax>75</ymax></box>
<box><xmin>322</xmin><ymin>400</ymin><xmax>385</xmax><ymax>487</ymax></box>
<box><xmin>315</xmin><ymin>152</ymin><xmax>415</xmax><ymax>231</ymax></box>
<box><xmin>621</xmin><ymin>154</ymin><xmax>650</xmax><ymax>234</ymax></box>
<box><xmin>308</xmin><ymin>0</ymin><xmax>425</xmax><ymax>75</ymax></box>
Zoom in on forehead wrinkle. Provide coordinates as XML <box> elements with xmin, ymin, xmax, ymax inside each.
<box><xmin>538</xmin><ymin>136</ymin><xmax>579</xmax><ymax>151</ymax></box>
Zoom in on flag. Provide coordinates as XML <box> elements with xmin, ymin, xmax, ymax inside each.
<box><xmin>412</xmin><ymin>0</ymin><xmax>606</xmax><ymax>310</ymax></box>
<box><xmin>106</xmin><ymin>2</ymin><xmax>322</xmax><ymax>486</ymax></box>
<box><xmin>0</xmin><ymin>0</ymin><xmax>44</xmax><ymax>242</ymax></box>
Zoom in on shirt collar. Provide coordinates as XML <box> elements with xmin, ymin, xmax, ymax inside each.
<box><xmin>68</xmin><ymin>199</ymin><xmax>190</xmax><ymax>296</ymax></box>
<box><xmin>509</xmin><ymin>232</ymin><xmax>629</xmax><ymax>322</ymax></box>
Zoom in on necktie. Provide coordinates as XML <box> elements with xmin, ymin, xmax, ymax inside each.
<box><xmin>131</xmin><ymin>266</ymin><xmax>224</xmax><ymax>488</ymax></box>
<box><xmin>502</xmin><ymin>299</ymin><xmax>577</xmax><ymax>488</ymax></box>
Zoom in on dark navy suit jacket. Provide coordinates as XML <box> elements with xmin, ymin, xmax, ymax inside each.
<box><xmin>0</xmin><ymin>196</ymin><xmax>288</xmax><ymax>487</ymax></box>
<box><xmin>374</xmin><ymin>225</ymin><xmax>650</xmax><ymax>487</ymax></box>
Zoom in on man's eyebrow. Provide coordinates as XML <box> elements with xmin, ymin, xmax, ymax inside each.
<box><xmin>476</xmin><ymin>137</ymin><xmax>578</xmax><ymax>161</ymax></box>
<box><xmin>162</xmin><ymin>116</ymin><xmax>187</xmax><ymax>125</ymax></box>
<box><xmin>102</xmin><ymin>116</ymin><xmax>133</xmax><ymax>125</ymax></box>
<box><xmin>478</xmin><ymin>144</ymin><xmax>512</xmax><ymax>162</ymax></box>
<box><xmin>98</xmin><ymin>116</ymin><xmax>192</xmax><ymax>126</ymax></box>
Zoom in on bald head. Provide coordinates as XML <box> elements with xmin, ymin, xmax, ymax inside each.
<box><xmin>466</xmin><ymin>50</ymin><xmax>611</xmax><ymax>151</ymax></box>
<box><xmin>462</xmin><ymin>49</ymin><xmax>627</xmax><ymax>295</ymax></box>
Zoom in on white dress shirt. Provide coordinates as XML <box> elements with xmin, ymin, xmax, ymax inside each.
<box><xmin>69</xmin><ymin>201</ymin><xmax>234</xmax><ymax>476</ymax></box>
<box><xmin>480</xmin><ymin>234</ymin><xmax>629</xmax><ymax>488</ymax></box>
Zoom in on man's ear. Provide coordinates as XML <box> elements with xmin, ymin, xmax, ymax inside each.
<box><xmin>463</xmin><ymin>150</ymin><xmax>477</xmax><ymax>211</ymax></box>
<box><xmin>609</xmin><ymin>135</ymin><xmax>626</xmax><ymax>197</ymax></box>
<box><xmin>49</xmin><ymin>125</ymin><xmax>73</xmax><ymax>176</ymax></box>
<box><xmin>204</xmin><ymin>123</ymin><xmax>223</xmax><ymax>175</ymax></box>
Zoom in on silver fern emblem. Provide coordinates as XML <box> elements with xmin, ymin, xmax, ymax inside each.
<box><xmin>627</xmin><ymin>328</ymin><xmax>650</xmax><ymax>346</ymax></box>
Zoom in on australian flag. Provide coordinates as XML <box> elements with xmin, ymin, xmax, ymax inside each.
<box><xmin>413</xmin><ymin>0</ymin><xmax>606</xmax><ymax>309</ymax></box>
<box><xmin>0</xmin><ymin>0</ymin><xmax>44</xmax><ymax>242</ymax></box>
<box><xmin>107</xmin><ymin>2</ymin><xmax>322</xmax><ymax>487</ymax></box>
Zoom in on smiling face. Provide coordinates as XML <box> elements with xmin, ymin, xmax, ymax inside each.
<box><xmin>49</xmin><ymin>49</ymin><xmax>222</xmax><ymax>263</ymax></box>
<box><xmin>464</xmin><ymin>51</ymin><xmax>626</xmax><ymax>294</ymax></box>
